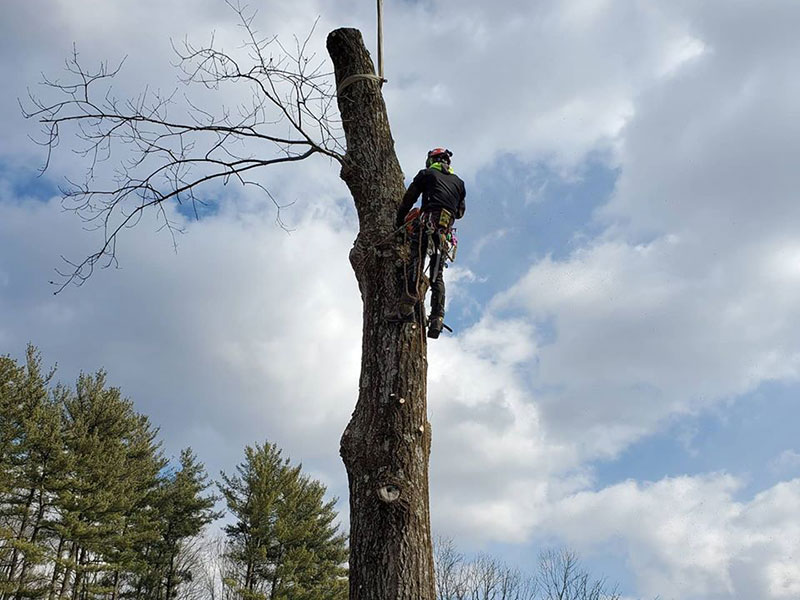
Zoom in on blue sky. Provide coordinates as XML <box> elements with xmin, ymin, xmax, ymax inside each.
<box><xmin>453</xmin><ymin>154</ymin><xmax>616</xmax><ymax>312</ymax></box>
<box><xmin>594</xmin><ymin>381</ymin><xmax>800</xmax><ymax>493</ymax></box>
<box><xmin>2</xmin><ymin>1</ymin><xmax>800</xmax><ymax>599</ymax></box>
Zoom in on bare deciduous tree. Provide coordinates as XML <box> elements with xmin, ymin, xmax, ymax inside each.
<box><xmin>434</xmin><ymin>537</ymin><xmax>465</xmax><ymax>600</ymax></box>
<box><xmin>433</xmin><ymin>537</ymin><xmax>538</xmax><ymax>600</ymax></box>
<box><xmin>25</xmin><ymin>3</ymin><xmax>435</xmax><ymax>598</ymax></box>
<box><xmin>433</xmin><ymin>539</ymin><xmax>629</xmax><ymax>600</ymax></box>
<box><xmin>537</xmin><ymin>549</ymin><xmax>620</xmax><ymax>600</ymax></box>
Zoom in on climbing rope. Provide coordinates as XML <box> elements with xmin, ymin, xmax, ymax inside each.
<box><xmin>377</xmin><ymin>0</ymin><xmax>385</xmax><ymax>81</ymax></box>
<box><xmin>337</xmin><ymin>1</ymin><xmax>387</xmax><ymax>96</ymax></box>
<box><xmin>410</xmin><ymin>224</ymin><xmax>428</xmax><ymax>347</ymax></box>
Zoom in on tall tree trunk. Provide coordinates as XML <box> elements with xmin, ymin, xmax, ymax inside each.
<box><xmin>47</xmin><ymin>536</ymin><xmax>66</xmax><ymax>600</ymax></box>
<box><xmin>57</xmin><ymin>543</ymin><xmax>77</xmax><ymax>600</ymax></box>
<box><xmin>165</xmin><ymin>551</ymin><xmax>177</xmax><ymax>600</ymax></box>
<box><xmin>70</xmin><ymin>547</ymin><xmax>85</xmax><ymax>600</ymax></box>
<box><xmin>68</xmin><ymin>546</ymin><xmax>86</xmax><ymax>600</ymax></box>
<box><xmin>244</xmin><ymin>558</ymin><xmax>254</xmax><ymax>594</ymax></box>
<box><xmin>3</xmin><ymin>486</ymin><xmax>36</xmax><ymax>594</ymax></box>
<box><xmin>133</xmin><ymin>544</ymin><xmax>151</xmax><ymax>600</ymax></box>
<box><xmin>327</xmin><ymin>29</ymin><xmax>436</xmax><ymax>600</ymax></box>
<box><xmin>109</xmin><ymin>570</ymin><xmax>119</xmax><ymax>600</ymax></box>
<box><xmin>14</xmin><ymin>479</ymin><xmax>49</xmax><ymax>600</ymax></box>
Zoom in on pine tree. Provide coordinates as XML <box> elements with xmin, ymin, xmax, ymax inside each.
<box><xmin>128</xmin><ymin>448</ymin><xmax>220</xmax><ymax>600</ymax></box>
<box><xmin>0</xmin><ymin>353</ymin><xmax>25</xmax><ymax>499</ymax></box>
<box><xmin>0</xmin><ymin>345</ymin><xmax>63</xmax><ymax>600</ymax></box>
<box><xmin>1</xmin><ymin>345</ymin><xmax>221</xmax><ymax>600</ymax></box>
<box><xmin>104</xmin><ymin>413</ymin><xmax>170</xmax><ymax>600</ymax></box>
<box><xmin>219</xmin><ymin>443</ymin><xmax>347</xmax><ymax>600</ymax></box>
<box><xmin>6</xmin><ymin>384</ymin><xmax>68</xmax><ymax>600</ymax></box>
<box><xmin>55</xmin><ymin>371</ymin><xmax>165</xmax><ymax>600</ymax></box>
<box><xmin>0</xmin><ymin>352</ymin><xmax>27</xmax><ymax>583</ymax></box>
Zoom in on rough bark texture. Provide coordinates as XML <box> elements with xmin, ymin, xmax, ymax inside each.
<box><xmin>327</xmin><ymin>28</ymin><xmax>436</xmax><ymax>600</ymax></box>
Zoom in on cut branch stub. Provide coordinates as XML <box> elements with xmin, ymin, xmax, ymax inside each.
<box><xmin>378</xmin><ymin>484</ymin><xmax>401</xmax><ymax>503</ymax></box>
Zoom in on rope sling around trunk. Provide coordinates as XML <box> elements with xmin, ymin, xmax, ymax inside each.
<box><xmin>336</xmin><ymin>72</ymin><xmax>385</xmax><ymax>96</ymax></box>
<box><xmin>337</xmin><ymin>0</ymin><xmax>386</xmax><ymax>96</ymax></box>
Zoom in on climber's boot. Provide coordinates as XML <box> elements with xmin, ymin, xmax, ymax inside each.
<box><xmin>427</xmin><ymin>314</ymin><xmax>444</xmax><ymax>339</ymax></box>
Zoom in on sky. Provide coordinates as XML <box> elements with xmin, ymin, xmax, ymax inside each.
<box><xmin>2</xmin><ymin>1</ymin><xmax>800</xmax><ymax>598</ymax></box>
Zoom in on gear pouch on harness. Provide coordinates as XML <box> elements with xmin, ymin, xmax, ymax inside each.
<box><xmin>419</xmin><ymin>208</ymin><xmax>452</xmax><ymax>231</ymax></box>
<box><xmin>421</xmin><ymin>209</ymin><xmax>458</xmax><ymax>263</ymax></box>
<box><xmin>444</xmin><ymin>228</ymin><xmax>458</xmax><ymax>262</ymax></box>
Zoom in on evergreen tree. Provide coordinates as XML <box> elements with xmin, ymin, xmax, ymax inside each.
<box><xmin>0</xmin><ymin>345</ymin><xmax>63</xmax><ymax>600</ymax></box>
<box><xmin>0</xmin><ymin>352</ymin><xmax>27</xmax><ymax>582</ymax></box>
<box><xmin>55</xmin><ymin>371</ymin><xmax>165</xmax><ymax>600</ymax></box>
<box><xmin>6</xmin><ymin>384</ymin><xmax>68</xmax><ymax>600</ymax></box>
<box><xmin>0</xmin><ymin>345</ymin><xmax>221</xmax><ymax>600</ymax></box>
<box><xmin>128</xmin><ymin>448</ymin><xmax>220</xmax><ymax>600</ymax></box>
<box><xmin>218</xmin><ymin>443</ymin><xmax>347</xmax><ymax>600</ymax></box>
<box><xmin>0</xmin><ymin>353</ymin><xmax>25</xmax><ymax>499</ymax></box>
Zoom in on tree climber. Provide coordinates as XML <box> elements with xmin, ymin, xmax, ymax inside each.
<box><xmin>390</xmin><ymin>147</ymin><xmax>466</xmax><ymax>339</ymax></box>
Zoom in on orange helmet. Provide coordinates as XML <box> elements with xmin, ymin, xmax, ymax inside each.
<box><xmin>426</xmin><ymin>148</ymin><xmax>453</xmax><ymax>168</ymax></box>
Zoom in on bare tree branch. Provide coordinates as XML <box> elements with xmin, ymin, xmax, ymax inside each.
<box><xmin>537</xmin><ymin>549</ymin><xmax>621</xmax><ymax>600</ymax></box>
<box><xmin>22</xmin><ymin>0</ymin><xmax>343</xmax><ymax>293</ymax></box>
<box><xmin>434</xmin><ymin>537</ymin><xmax>539</xmax><ymax>600</ymax></box>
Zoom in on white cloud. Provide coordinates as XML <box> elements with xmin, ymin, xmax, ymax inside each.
<box><xmin>384</xmin><ymin>1</ymin><xmax>691</xmax><ymax>174</ymax></box>
<box><xmin>442</xmin><ymin>2</ymin><xmax>800</xmax><ymax>595</ymax></box>
<box><xmin>4</xmin><ymin>1</ymin><xmax>800</xmax><ymax>599</ymax></box>
<box><xmin>0</xmin><ymin>185</ymin><xmax>360</xmax><ymax>490</ymax></box>
<box><xmin>489</xmin><ymin>233</ymin><xmax>800</xmax><ymax>459</ymax></box>
<box><xmin>769</xmin><ymin>450</ymin><xmax>800</xmax><ymax>476</ymax></box>
<box><xmin>1</xmin><ymin>0</ymin><xmax>709</xmax><ymax>181</ymax></box>
<box><xmin>427</xmin><ymin>316</ymin><xmax>590</xmax><ymax>542</ymax></box>
<box><xmin>448</xmin><ymin>0</ymin><xmax>800</xmax><ymax>468</ymax></box>
<box><xmin>544</xmin><ymin>476</ymin><xmax>800</xmax><ymax>600</ymax></box>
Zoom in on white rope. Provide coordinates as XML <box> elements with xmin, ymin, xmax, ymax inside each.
<box><xmin>336</xmin><ymin>72</ymin><xmax>385</xmax><ymax>96</ymax></box>
<box><xmin>377</xmin><ymin>0</ymin><xmax>384</xmax><ymax>80</ymax></box>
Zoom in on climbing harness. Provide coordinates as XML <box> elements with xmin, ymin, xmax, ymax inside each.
<box><xmin>417</xmin><ymin>209</ymin><xmax>458</xmax><ymax>266</ymax></box>
<box><xmin>400</xmin><ymin>208</ymin><xmax>458</xmax><ymax>337</ymax></box>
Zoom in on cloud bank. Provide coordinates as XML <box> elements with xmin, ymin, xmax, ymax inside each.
<box><xmin>2</xmin><ymin>1</ymin><xmax>800</xmax><ymax>598</ymax></box>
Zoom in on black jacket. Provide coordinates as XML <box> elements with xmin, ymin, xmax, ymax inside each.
<box><xmin>396</xmin><ymin>165</ymin><xmax>466</xmax><ymax>227</ymax></box>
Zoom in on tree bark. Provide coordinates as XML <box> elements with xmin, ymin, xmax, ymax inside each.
<box><xmin>70</xmin><ymin>547</ymin><xmax>86</xmax><ymax>600</ymax></box>
<box><xmin>13</xmin><ymin>476</ymin><xmax>50</xmax><ymax>600</ymax></box>
<box><xmin>57</xmin><ymin>542</ymin><xmax>76</xmax><ymax>600</ymax></box>
<box><xmin>3</xmin><ymin>485</ymin><xmax>36</xmax><ymax>595</ymax></box>
<box><xmin>47</xmin><ymin>536</ymin><xmax>66</xmax><ymax>600</ymax></box>
<box><xmin>327</xmin><ymin>28</ymin><xmax>436</xmax><ymax>600</ymax></box>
